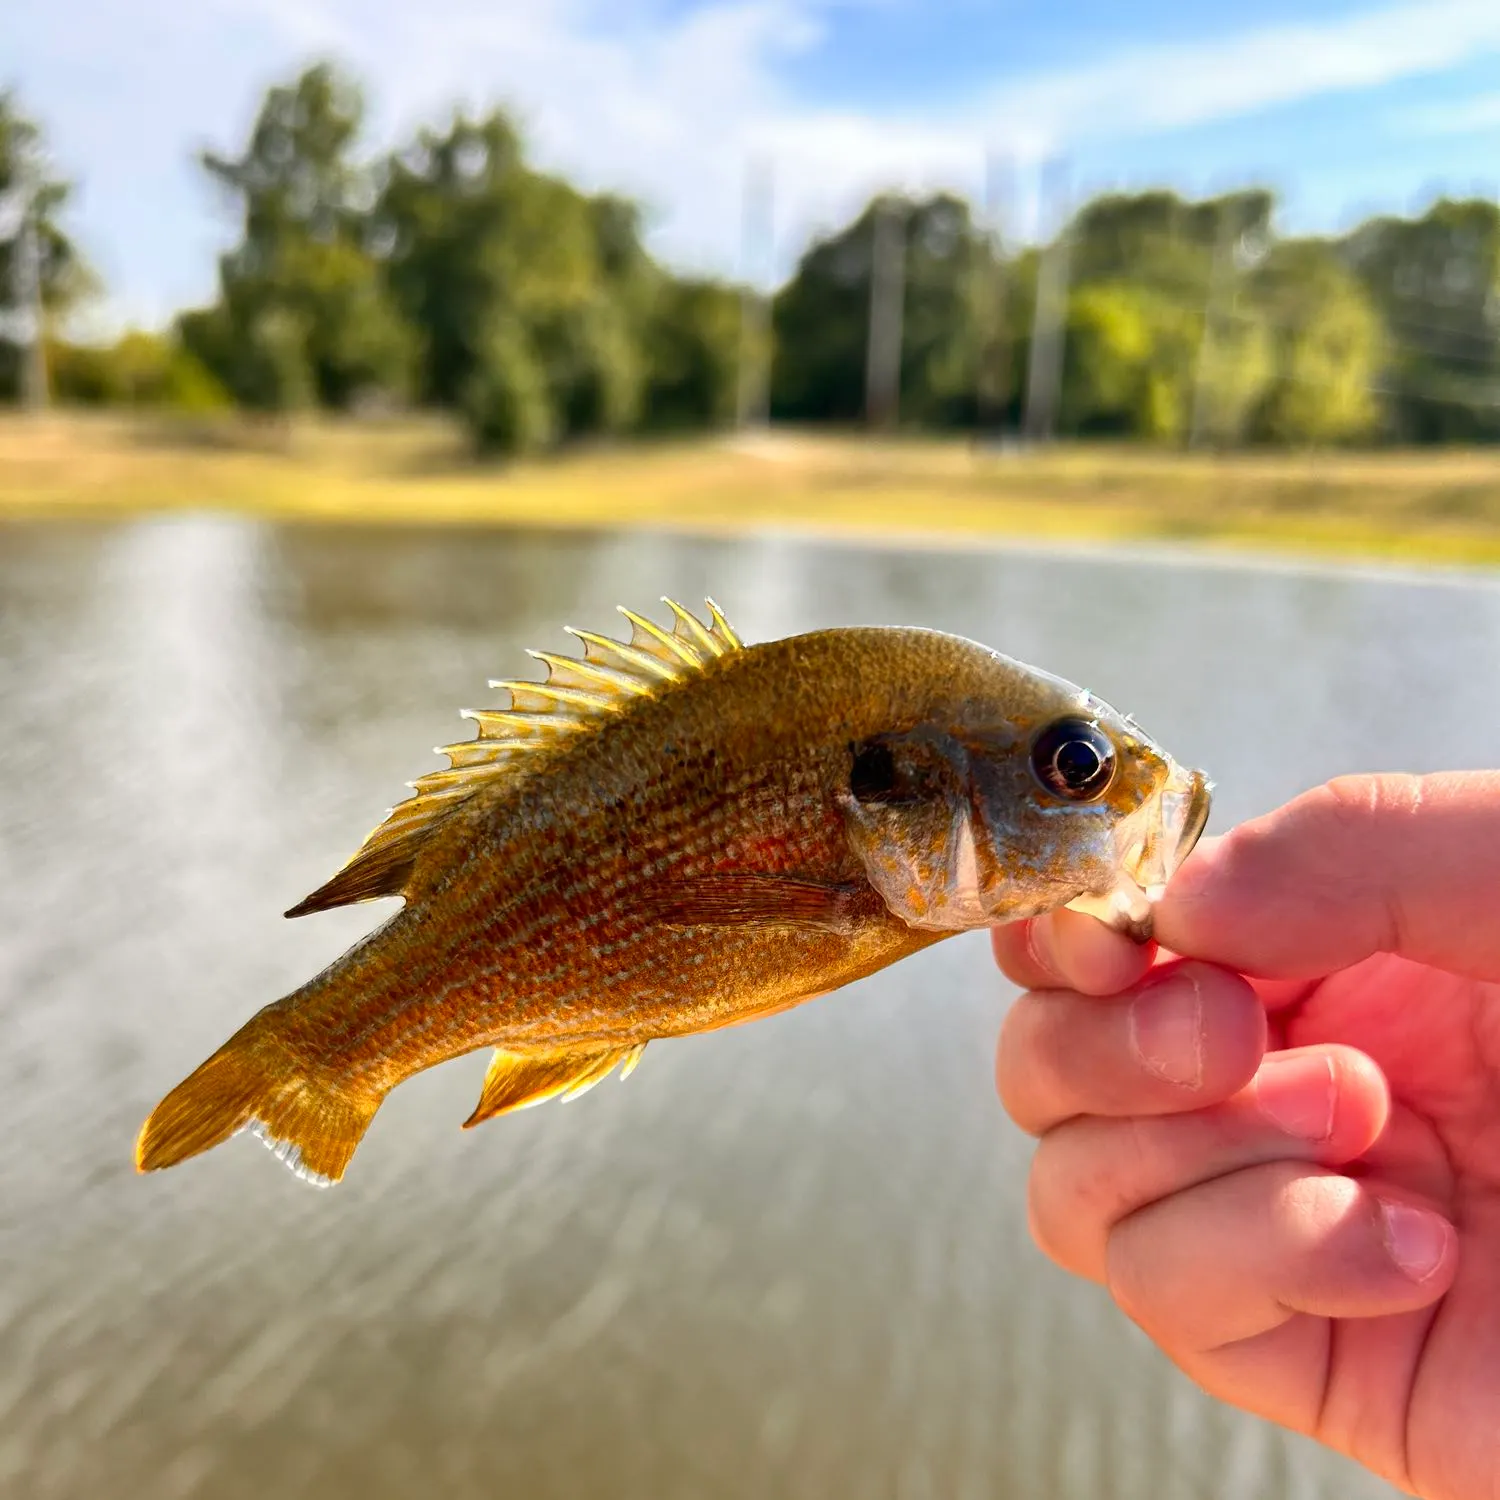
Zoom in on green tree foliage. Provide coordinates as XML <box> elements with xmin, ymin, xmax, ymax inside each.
<box><xmin>1059</xmin><ymin>283</ymin><xmax>1202</xmax><ymax>440</ymax></box>
<box><xmin>167</xmin><ymin>67</ymin><xmax>745</xmax><ymax>452</ymax></box>
<box><xmin>1037</xmin><ymin>188</ymin><xmax>1386</xmax><ymax>446</ymax></box>
<box><xmin>48</xmin><ymin>329</ymin><xmax>230</xmax><ymax>410</ymax></box>
<box><xmin>461</xmin><ymin>314</ymin><xmax>554</xmax><ymax>455</ymax></box>
<box><xmin>642</xmin><ymin>278</ymin><xmax>743</xmax><ymax>430</ymax></box>
<box><xmin>374</xmin><ymin>112</ymin><xmax>671</xmax><ymax>450</ymax></box>
<box><xmin>184</xmin><ymin>63</ymin><xmax>413</xmax><ymax>412</ymax></box>
<box><xmin>373</xmin><ymin>111</ymin><xmax>527</xmax><ymax>412</ymax></box>
<box><xmin>1247</xmin><ymin>240</ymin><xmax>1384</xmax><ymax>445</ymax></box>
<box><xmin>770</xmin><ymin>193</ymin><xmax>1003</xmax><ymax>426</ymax></box>
<box><xmin>1060</xmin><ymin>190</ymin><xmax>1282</xmax><ymax>444</ymax></box>
<box><xmin>0</xmin><ymin>90</ymin><xmax>93</xmax><ymax>402</ymax></box>
<box><xmin>1067</xmin><ymin>189</ymin><xmax>1273</xmax><ymax>293</ymax></box>
<box><xmin>1343</xmin><ymin>198</ymin><xmax>1500</xmax><ymax>442</ymax></box>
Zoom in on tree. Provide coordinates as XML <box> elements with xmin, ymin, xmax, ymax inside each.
<box><xmin>374</xmin><ymin>110</ymin><xmax>659</xmax><ymax>452</ymax></box>
<box><xmin>188</xmin><ymin>63</ymin><xmax>414</xmax><ymax>412</ymax></box>
<box><xmin>1060</xmin><ymin>282</ymin><xmax>1201</xmax><ymax>440</ymax></box>
<box><xmin>1247</xmin><ymin>240</ymin><xmax>1384</xmax><ymax>445</ymax></box>
<box><xmin>1052</xmin><ymin>189</ymin><xmax>1283</xmax><ymax>444</ymax></box>
<box><xmin>48</xmin><ymin>328</ymin><xmax>229</xmax><ymax>410</ymax></box>
<box><xmin>0</xmin><ymin>91</ymin><xmax>93</xmax><ymax>403</ymax></box>
<box><xmin>641</xmin><ymin>278</ymin><xmax>743</xmax><ymax>430</ymax></box>
<box><xmin>770</xmin><ymin>192</ymin><xmax>1002</xmax><ymax>427</ymax></box>
<box><xmin>1342</xmin><ymin>198</ymin><xmax>1500</xmax><ymax>443</ymax></box>
<box><xmin>374</xmin><ymin>111</ymin><xmax>527</xmax><ymax>412</ymax></box>
<box><xmin>461</xmin><ymin>315</ymin><xmax>553</xmax><ymax>455</ymax></box>
<box><xmin>1067</xmin><ymin>189</ymin><xmax>1274</xmax><ymax>295</ymax></box>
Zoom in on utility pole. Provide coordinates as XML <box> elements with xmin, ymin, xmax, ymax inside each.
<box><xmin>736</xmin><ymin>156</ymin><xmax>773</xmax><ymax>430</ymax></box>
<box><xmin>8</xmin><ymin>149</ymin><xmax>48</xmax><ymax>411</ymax></box>
<box><xmin>1189</xmin><ymin>206</ymin><xmax>1239</xmax><ymax>450</ymax></box>
<box><xmin>977</xmin><ymin>148</ymin><xmax>1013</xmax><ymax>440</ymax></box>
<box><xmin>1023</xmin><ymin>156</ymin><xmax>1071</xmax><ymax>443</ymax></box>
<box><xmin>865</xmin><ymin>195</ymin><xmax>906</xmax><ymax>431</ymax></box>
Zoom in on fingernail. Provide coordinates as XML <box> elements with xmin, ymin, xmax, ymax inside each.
<box><xmin>1025</xmin><ymin>918</ymin><xmax>1063</xmax><ymax>981</ymax></box>
<box><xmin>1379</xmin><ymin>1201</ymin><xmax>1450</xmax><ymax>1283</ymax></box>
<box><xmin>1254</xmin><ymin>1053</ymin><xmax>1336</xmax><ymax>1142</ymax></box>
<box><xmin>1129</xmin><ymin>972</ymin><xmax>1204</xmax><ymax>1088</ymax></box>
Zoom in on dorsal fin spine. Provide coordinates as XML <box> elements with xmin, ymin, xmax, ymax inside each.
<box><xmin>528</xmin><ymin>649</ymin><xmax>653</xmax><ymax>697</ymax></box>
<box><xmin>664</xmin><ymin>598</ymin><xmax>719</xmax><ymax>655</ymax></box>
<box><xmin>618</xmin><ymin>606</ymin><xmax>700</xmax><ymax>667</ymax></box>
<box><xmin>461</xmin><ymin>708</ymin><xmax>577</xmax><ymax>739</ymax></box>
<box><xmin>705</xmin><ymin>598</ymin><xmax>742</xmax><ymax>650</ymax></box>
<box><xmin>488</xmin><ymin>681</ymin><xmax>617</xmax><ymax>713</ymax></box>
<box><xmin>565</xmin><ymin>627</ymin><xmax>680</xmax><ymax>680</ymax></box>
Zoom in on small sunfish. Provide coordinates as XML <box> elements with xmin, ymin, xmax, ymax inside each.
<box><xmin>137</xmin><ymin>598</ymin><xmax>1211</xmax><ymax>1187</ymax></box>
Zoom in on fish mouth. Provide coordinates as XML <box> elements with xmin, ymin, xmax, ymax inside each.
<box><xmin>1064</xmin><ymin>762</ymin><xmax>1213</xmax><ymax>942</ymax></box>
<box><xmin>1167</xmin><ymin>768</ymin><xmax>1213</xmax><ymax>874</ymax></box>
<box><xmin>1125</xmin><ymin>761</ymin><xmax>1213</xmax><ymax>896</ymax></box>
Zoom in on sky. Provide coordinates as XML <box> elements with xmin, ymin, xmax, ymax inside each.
<box><xmin>7</xmin><ymin>0</ymin><xmax>1500</xmax><ymax>335</ymax></box>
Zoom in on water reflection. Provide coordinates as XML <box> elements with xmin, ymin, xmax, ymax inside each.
<box><xmin>4</xmin><ymin>516</ymin><xmax>1496</xmax><ymax>1500</ymax></box>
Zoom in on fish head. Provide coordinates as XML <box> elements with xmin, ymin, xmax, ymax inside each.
<box><xmin>836</xmin><ymin>651</ymin><xmax>1210</xmax><ymax>941</ymax></box>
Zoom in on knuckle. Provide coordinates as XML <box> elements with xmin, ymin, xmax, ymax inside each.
<box><xmin>1025</xmin><ymin>1131</ymin><xmax>1089</xmax><ymax>1273</ymax></box>
<box><xmin>990</xmin><ymin>922</ymin><xmax>1037</xmax><ymax>985</ymax></box>
<box><xmin>994</xmin><ymin>1005</ymin><xmax>1033</xmax><ymax>1121</ymax></box>
<box><xmin>996</xmin><ymin>991</ymin><xmax>1071</xmax><ymax>1125</ymax></box>
<box><xmin>1029</xmin><ymin>1119</ymin><xmax>1149</xmax><ymax>1282</ymax></box>
<box><xmin>1102</xmin><ymin>1217</ymin><xmax>1158</xmax><ymax>1330</ymax></box>
<box><xmin>1321</xmin><ymin>771</ymin><xmax>1422</xmax><ymax>822</ymax></box>
<box><xmin>1025</xmin><ymin>1163</ymin><xmax>1071</xmax><ymax>1269</ymax></box>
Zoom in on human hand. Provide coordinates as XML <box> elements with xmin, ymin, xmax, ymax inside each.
<box><xmin>992</xmin><ymin>772</ymin><xmax>1500</xmax><ymax>1499</ymax></box>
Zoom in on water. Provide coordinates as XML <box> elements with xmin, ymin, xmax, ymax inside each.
<box><xmin>4</xmin><ymin>514</ymin><xmax>1498</xmax><ymax>1500</ymax></box>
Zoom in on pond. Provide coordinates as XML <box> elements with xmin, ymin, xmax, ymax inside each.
<box><xmin>4</xmin><ymin>514</ymin><xmax>1497</xmax><ymax>1500</ymax></box>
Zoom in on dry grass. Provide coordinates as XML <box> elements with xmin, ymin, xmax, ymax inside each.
<box><xmin>6</xmin><ymin>410</ymin><xmax>1500</xmax><ymax>570</ymax></box>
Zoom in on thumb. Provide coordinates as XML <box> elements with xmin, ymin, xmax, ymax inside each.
<box><xmin>1155</xmin><ymin>771</ymin><xmax>1500</xmax><ymax>983</ymax></box>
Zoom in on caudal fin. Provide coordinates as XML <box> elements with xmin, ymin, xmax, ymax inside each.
<box><xmin>135</xmin><ymin>1011</ymin><xmax>383</xmax><ymax>1187</ymax></box>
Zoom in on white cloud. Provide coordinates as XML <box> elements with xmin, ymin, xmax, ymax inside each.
<box><xmin>981</xmin><ymin>0</ymin><xmax>1500</xmax><ymax>143</ymax></box>
<box><xmin>14</xmin><ymin>0</ymin><xmax>1500</xmax><ymax>330</ymax></box>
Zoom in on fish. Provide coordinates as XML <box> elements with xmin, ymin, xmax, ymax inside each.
<box><xmin>135</xmin><ymin>597</ymin><xmax>1211</xmax><ymax>1188</ymax></box>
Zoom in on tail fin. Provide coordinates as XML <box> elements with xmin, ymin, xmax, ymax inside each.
<box><xmin>135</xmin><ymin>1010</ymin><xmax>383</xmax><ymax>1187</ymax></box>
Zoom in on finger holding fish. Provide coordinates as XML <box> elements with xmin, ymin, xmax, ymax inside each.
<box><xmin>991</xmin><ymin>907</ymin><xmax>1159</xmax><ymax>996</ymax></box>
<box><xmin>997</xmin><ymin>961</ymin><xmax>1267</xmax><ymax>1136</ymax></box>
<box><xmin>1025</xmin><ymin>1042</ymin><xmax>1391</xmax><ymax>1282</ymax></box>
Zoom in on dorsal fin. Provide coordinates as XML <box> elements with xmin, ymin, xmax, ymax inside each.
<box><xmin>284</xmin><ymin>598</ymin><xmax>742</xmax><ymax>918</ymax></box>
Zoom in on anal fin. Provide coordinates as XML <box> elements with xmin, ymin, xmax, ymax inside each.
<box><xmin>462</xmin><ymin>1043</ymin><xmax>646</xmax><ymax>1129</ymax></box>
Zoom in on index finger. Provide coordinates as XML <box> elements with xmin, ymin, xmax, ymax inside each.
<box><xmin>1157</xmin><ymin>770</ymin><xmax>1500</xmax><ymax>983</ymax></box>
<box><xmin>991</xmin><ymin>907</ymin><xmax>1157</xmax><ymax>996</ymax></box>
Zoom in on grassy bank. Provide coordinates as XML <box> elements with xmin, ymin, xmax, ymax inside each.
<box><xmin>6</xmin><ymin>412</ymin><xmax>1500</xmax><ymax>570</ymax></box>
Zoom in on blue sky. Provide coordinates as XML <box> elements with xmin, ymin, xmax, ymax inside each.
<box><xmin>8</xmin><ymin>0</ymin><xmax>1500</xmax><ymax>334</ymax></box>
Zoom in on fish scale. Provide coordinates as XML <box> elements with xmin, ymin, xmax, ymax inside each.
<box><xmin>136</xmin><ymin>598</ymin><xmax>1210</xmax><ymax>1187</ymax></box>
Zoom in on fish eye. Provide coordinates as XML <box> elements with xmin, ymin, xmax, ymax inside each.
<box><xmin>1030</xmin><ymin>718</ymin><xmax>1117</xmax><ymax>801</ymax></box>
<box><xmin>850</xmin><ymin>739</ymin><xmax>910</xmax><ymax>805</ymax></box>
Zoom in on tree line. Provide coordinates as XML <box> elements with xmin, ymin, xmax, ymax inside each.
<box><xmin>3</xmin><ymin>66</ymin><xmax>1500</xmax><ymax>450</ymax></box>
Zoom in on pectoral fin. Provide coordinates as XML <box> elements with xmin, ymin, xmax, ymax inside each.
<box><xmin>632</xmin><ymin>874</ymin><xmax>883</xmax><ymax>933</ymax></box>
<box><xmin>462</xmin><ymin>1043</ymin><xmax>647</xmax><ymax>1128</ymax></box>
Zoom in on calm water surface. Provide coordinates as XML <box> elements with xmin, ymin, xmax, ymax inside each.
<box><xmin>4</xmin><ymin>516</ymin><xmax>1499</xmax><ymax>1500</ymax></box>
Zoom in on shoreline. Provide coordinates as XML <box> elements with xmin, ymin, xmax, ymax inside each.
<box><xmin>5</xmin><ymin>414</ymin><xmax>1500</xmax><ymax>580</ymax></box>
